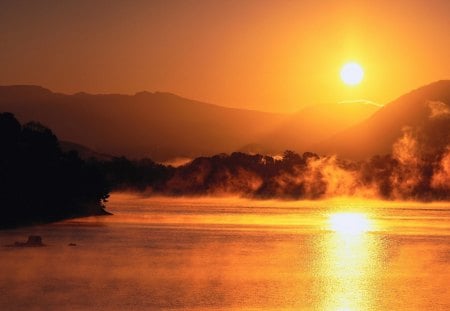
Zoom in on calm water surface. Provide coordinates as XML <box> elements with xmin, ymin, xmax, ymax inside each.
<box><xmin>1</xmin><ymin>194</ymin><xmax>449</xmax><ymax>310</ymax></box>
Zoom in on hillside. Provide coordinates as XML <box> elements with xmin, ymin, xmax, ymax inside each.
<box><xmin>255</xmin><ymin>100</ymin><xmax>380</xmax><ymax>154</ymax></box>
<box><xmin>1</xmin><ymin>81</ymin><xmax>448</xmax><ymax>161</ymax></box>
<box><xmin>318</xmin><ymin>80</ymin><xmax>450</xmax><ymax>159</ymax></box>
<box><xmin>0</xmin><ymin>86</ymin><xmax>286</xmax><ymax>161</ymax></box>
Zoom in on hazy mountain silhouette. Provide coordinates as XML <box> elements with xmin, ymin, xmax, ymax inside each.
<box><xmin>1</xmin><ymin>81</ymin><xmax>448</xmax><ymax>162</ymax></box>
<box><xmin>318</xmin><ymin>80</ymin><xmax>450</xmax><ymax>159</ymax></box>
<box><xmin>0</xmin><ymin>86</ymin><xmax>286</xmax><ymax>161</ymax></box>
<box><xmin>59</xmin><ymin>140</ymin><xmax>113</xmax><ymax>161</ymax></box>
<box><xmin>252</xmin><ymin>100</ymin><xmax>380</xmax><ymax>155</ymax></box>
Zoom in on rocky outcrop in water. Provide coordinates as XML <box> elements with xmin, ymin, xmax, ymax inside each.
<box><xmin>6</xmin><ymin>235</ymin><xmax>45</xmax><ymax>247</ymax></box>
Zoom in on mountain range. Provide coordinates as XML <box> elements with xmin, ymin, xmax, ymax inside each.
<box><xmin>318</xmin><ymin>80</ymin><xmax>450</xmax><ymax>158</ymax></box>
<box><xmin>0</xmin><ymin>86</ymin><xmax>285</xmax><ymax>160</ymax></box>
<box><xmin>0</xmin><ymin>80</ymin><xmax>448</xmax><ymax>161</ymax></box>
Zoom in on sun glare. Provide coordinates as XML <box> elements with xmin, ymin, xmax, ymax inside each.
<box><xmin>329</xmin><ymin>213</ymin><xmax>372</xmax><ymax>235</ymax></box>
<box><xmin>340</xmin><ymin>62</ymin><xmax>364</xmax><ymax>86</ymax></box>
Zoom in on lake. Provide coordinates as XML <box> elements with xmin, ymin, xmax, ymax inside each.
<box><xmin>1</xmin><ymin>193</ymin><xmax>449</xmax><ymax>310</ymax></box>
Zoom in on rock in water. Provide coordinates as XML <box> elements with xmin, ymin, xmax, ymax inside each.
<box><xmin>26</xmin><ymin>236</ymin><xmax>44</xmax><ymax>246</ymax></box>
<box><xmin>7</xmin><ymin>235</ymin><xmax>45</xmax><ymax>247</ymax></box>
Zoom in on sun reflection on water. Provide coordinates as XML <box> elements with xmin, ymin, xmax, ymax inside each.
<box><xmin>321</xmin><ymin>212</ymin><xmax>380</xmax><ymax>311</ymax></box>
<box><xmin>329</xmin><ymin>212</ymin><xmax>373</xmax><ymax>235</ymax></box>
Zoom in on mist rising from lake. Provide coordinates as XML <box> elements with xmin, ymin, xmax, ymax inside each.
<box><xmin>1</xmin><ymin>194</ymin><xmax>449</xmax><ymax>310</ymax></box>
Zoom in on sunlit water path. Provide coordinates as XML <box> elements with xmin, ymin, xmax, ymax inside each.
<box><xmin>1</xmin><ymin>194</ymin><xmax>449</xmax><ymax>310</ymax></box>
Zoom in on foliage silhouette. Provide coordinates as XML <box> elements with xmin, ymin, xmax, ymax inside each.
<box><xmin>0</xmin><ymin>113</ymin><xmax>110</xmax><ymax>229</ymax></box>
<box><xmin>96</xmin><ymin>148</ymin><xmax>449</xmax><ymax>201</ymax></box>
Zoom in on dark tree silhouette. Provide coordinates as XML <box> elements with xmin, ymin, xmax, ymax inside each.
<box><xmin>95</xmin><ymin>147</ymin><xmax>449</xmax><ymax>201</ymax></box>
<box><xmin>0</xmin><ymin>113</ymin><xmax>110</xmax><ymax>229</ymax></box>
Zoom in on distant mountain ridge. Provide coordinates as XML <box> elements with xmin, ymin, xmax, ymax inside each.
<box><xmin>1</xmin><ymin>81</ymin><xmax>447</xmax><ymax>161</ymax></box>
<box><xmin>0</xmin><ymin>86</ymin><xmax>286</xmax><ymax>161</ymax></box>
<box><xmin>318</xmin><ymin>80</ymin><xmax>450</xmax><ymax>159</ymax></box>
<box><xmin>255</xmin><ymin>100</ymin><xmax>380</xmax><ymax>154</ymax></box>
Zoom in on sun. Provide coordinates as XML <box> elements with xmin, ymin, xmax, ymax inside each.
<box><xmin>340</xmin><ymin>62</ymin><xmax>364</xmax><ymax>86</ymax></box>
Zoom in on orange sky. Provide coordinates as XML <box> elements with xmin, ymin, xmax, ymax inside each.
<box><xmin>0</xmin><ymin>0</ymin><xmax>449</xmax><ymax>112</ymax></box>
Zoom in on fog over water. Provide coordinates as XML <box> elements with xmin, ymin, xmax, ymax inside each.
<box><xmin>1</xmin><ymin>193</ymin><xmax>449</xmax><ymax>310</ymax></box>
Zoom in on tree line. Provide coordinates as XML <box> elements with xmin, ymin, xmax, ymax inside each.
<box><xmin>0</xmin><ymin>113</ymin><xmax>109</xmax><ymax>228</ymax></box>
<box><xmin>1</xmin><ymin>111</ymin><xmax>448</xmax><ymax>228</ymax></box>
